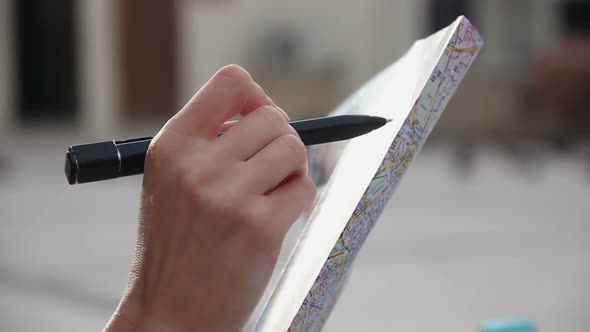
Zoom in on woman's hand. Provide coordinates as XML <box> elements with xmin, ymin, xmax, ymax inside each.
<box><xmin>104</xmin><ymin>65</ymin><xmax>317</xmax><ymax>332</ymax></box>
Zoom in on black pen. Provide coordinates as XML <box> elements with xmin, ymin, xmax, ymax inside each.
<box><xmin>64</xmin><ymin>115</ymin><xmax>391</xmax><ymax>185</ymax></box>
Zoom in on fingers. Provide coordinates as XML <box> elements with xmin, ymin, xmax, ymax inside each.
<box><xmin>218</xmin><ymin>120</ymin><xmax>238</xmax><ymax>133</ymax></box>
<box><xmin>242</xmin><ymin>134</ymin><xmax>308</xmax><ymax>194</ymax></box>
<box><xmin>266</xmin><ymin>175</ymin><xmax>317</xmax><ymax>233</ymax></box>
<box><xmin>166</xmin><ymin>65</ymin><xmax>274</xmax><ymax>138</ymax></box>
<box><xmin>217</xmin><ymin>106</ymin><xmax>295</xmax><ymax>160</ymax></box>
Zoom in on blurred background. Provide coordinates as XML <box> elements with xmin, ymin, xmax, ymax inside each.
<box><xmin>0</xmin><ymin>0</ymin><xmax>589</xmax><ymax>331</ymax></box>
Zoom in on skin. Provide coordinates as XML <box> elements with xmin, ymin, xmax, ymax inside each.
<box><xmin>103</xmin><ymin>65</ymin><xmax>317</xmax><ymax>332</ymax></box>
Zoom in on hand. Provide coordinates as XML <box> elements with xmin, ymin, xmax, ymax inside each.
<box><xmin>104</xmin><ymin>65</ymin><xmax>317</xmax><ymax>332</ymax></box>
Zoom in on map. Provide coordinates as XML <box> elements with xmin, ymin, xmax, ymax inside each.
<box><xmin>250</xmin><ymin>16</ymin><xmax>483</xmax><ymax>332</ymax></box>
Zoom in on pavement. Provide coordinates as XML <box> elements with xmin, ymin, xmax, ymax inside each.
<box><xmin>0</xmin><ymin>131</ymin><xmax>589</xmax><ymax>331</ymax></box>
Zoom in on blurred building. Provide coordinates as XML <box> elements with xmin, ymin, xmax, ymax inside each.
<box><xmin>0</xmin><ymin>0</ymin><xmax>576</xmax><ymax>140</ymax></box>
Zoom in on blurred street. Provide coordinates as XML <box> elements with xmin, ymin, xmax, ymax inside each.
<box><xmin>1</xmin><ymin>132</ymin><xmax>588</xmax><ymax>331</ymax></box>
<box><xmin>1</xmin><ymin>0</ymin><xmax>589</xmax><ymax>330</ymax></box>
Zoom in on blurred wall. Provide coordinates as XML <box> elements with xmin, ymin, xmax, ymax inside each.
<box><xmin>436</xmin><ymin>0</ymin><xmax>565</xmax><ymax>140</ymax></box>
<box><xmin>474</xmin><ymin>0</ymin><xmax>560</xmax><ymax>79</ymax></box>
<box><xmin>0</xmin><ymin>0</ymin><xmax>428</xmax><ymax>131</ymax></box>
<box><xmin>76</xmin><ymin>0</ymin><xmax>121</xmax><ymax>137</ymax></box>
<box><xmin>178</xmin><ymin>0</ymin><xmax>427</xmax><ymax>106</ymax></box>
<box><xmin>0</xmin><ymin>0</ymin><xmax>574</xmax><ymax>140</ymax></box>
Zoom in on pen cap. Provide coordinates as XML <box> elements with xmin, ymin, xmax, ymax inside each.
<box><xmin>65</xmin><ymin>141</ymin><xmax>120</xmax><ymax>184</ymax></box>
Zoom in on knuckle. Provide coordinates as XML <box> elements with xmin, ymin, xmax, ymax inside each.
<box><xmin>179</xmin><ymin>174</ymin><xmax>228</xmax><ymax>214</ymax></box>
<box><xmin>287</xmin><ymin>123</ymin><xmax>299</xmax><ymax>137</ymax></box>
<box><xmin>278</xmin><ymin>134</ymin><xmax>307</xmax><ymax>164</ymax></box>
<box><xmin>210</xmin><ymin>190</ymin><xmax>236</xmax><ymax>217</ymax></box>
<box><xmin>215</xmin><ymin>64</ymin><xmax>252</xmax><ymax>84</ymax></box>
<box><xmin>238</xmin><ymin>204</ymin><xmax>276</xmax><ymax>245</ymax></box>
<box><xmin>237</xmin><ymin>204</ymin><xmax>263</xmax><ymax>230</ymax></box>
<box><xmin>176</xmin><ymin>158</ymin><xmax>196</xmax><ymax>181</ymax></box>
<box><xmin>302</xmin><ymin>176</ymin><xmax>318</xmax><ymax>200</ymax></box>
<box><xmin>144</xmin><ymin>138</ymin><xmax>171</xmax><ymax>171</ymax></box>
<box><xmin>194</xmin><ymin>153</ymin><xmax>218</xmax><ymax>175</ymax></box>
<box><xmin>257</xmin><ymin>106</ymin><xmax>287</xmax><ymax>126</ymax></box>
<box><xmin>174</xmin><ymin>156</ymin><xmax>192</xmax><ymax>178</ymax></box>
<box><xmin>247</xmin><ymin>221</ymin><xmax>276</xmax><ymax>249</ymax></box>
<box><xmin>176</xmin><ymin>158</ymin><xmax>217</xmax><ymax>206</ymax></box>
<box><xmin>177</xmin><ymin>168</ymin><xmax>203</xmax><ymax>203</ymax></box>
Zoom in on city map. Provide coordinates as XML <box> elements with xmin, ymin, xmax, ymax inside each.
<box><xmin>250</xmin><ymin>16</ymin><xmax>483</xmax><ymax>331</ymax></box>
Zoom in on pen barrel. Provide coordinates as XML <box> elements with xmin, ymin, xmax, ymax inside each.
<box><xmin>66</xmin><ymin>141</ymin><xmax>120</xmax><ymax>184</ymax></box>
<box><xmin>117</xmin><ymin>139</ymin><xmax>151</xmax><ymax>177</ymax></box>
<box><xmin>298</xmin><ymin>124</ymin><xmax>376</xmax><ymax>145</ymax></box>
<box><xmin>292</xmin><ymin>115</ymin><xmax>386</xmax><ymax>145</ymax></box>
<box><xmin>64</xmin><ymin>116</ymin><xmax>389</xmax><ymax>185</ymax></box>
<box><xmin>66</xmin><ymin>138</ymin><xmax>152</xmax><ymax>184</ymax></box>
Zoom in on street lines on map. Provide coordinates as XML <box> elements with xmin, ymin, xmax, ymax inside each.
<box><xmin>447</xmin><ymin>44</ymin><xmax>480</xmax><ymax>55</ymax></box>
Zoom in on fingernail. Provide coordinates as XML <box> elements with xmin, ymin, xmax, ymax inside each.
<box><xmin>276</xmin><ymin>106</ymin><xmax>290</xmax><ymax>121</ymax></box>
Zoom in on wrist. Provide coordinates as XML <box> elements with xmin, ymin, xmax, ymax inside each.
<box><xmin>103</xmin><ymin>292</ymin><xmax>147</xmax><ymax>332</ymax></box>
<box><xmin>104</xmin><ymin>289</ymin><xmax>173</xmax><ymax>332</ymax></box>
<box><xmin>104</xmin><ymin>287</ymin><xmax>210</xmax><ymax>332</ymax></box>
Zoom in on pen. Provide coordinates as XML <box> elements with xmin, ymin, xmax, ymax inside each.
<box><xmin>64</xmin><ymin>115</ymin><xmax>391</xmax><ymax>185</ymax></box>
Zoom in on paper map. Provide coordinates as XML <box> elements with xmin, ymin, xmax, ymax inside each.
<box><xmin>248</xmin><ymin>17</ymin><xmax>483</xmax><ymax>331</ymax></box>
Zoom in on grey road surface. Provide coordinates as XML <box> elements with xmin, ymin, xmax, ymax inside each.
<box><xmin>1</xmin><ymin>133</ymin><xmax>588</xmax><ymax>331</ymax></box>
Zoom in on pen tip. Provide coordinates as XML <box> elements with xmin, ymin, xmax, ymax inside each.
<box><xmin>386</xmin><ymin>118</ymin><xmax>393</xmax><ymax>123</ymax></box>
